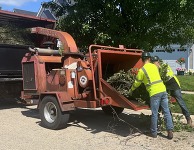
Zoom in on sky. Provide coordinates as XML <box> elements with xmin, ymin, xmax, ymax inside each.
<box><xmin>0</xmin><ymin>0</ymin><xmax>50</xmax><ymax>12</ymax></box>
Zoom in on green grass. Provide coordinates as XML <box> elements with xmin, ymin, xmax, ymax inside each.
<box><xmin>170</xmin><ymin>75</ymin><xmax>194</xmax><ymax>115</ymax></box>
<box><xmin>176</xmin><ymin>75</ymin><xmax>194</xmax><ymax>91</ymax></box>
<box><xmin>171</xmin><ymin>94</ymin><xmax>194</xmax><ymax>115</ymax></box>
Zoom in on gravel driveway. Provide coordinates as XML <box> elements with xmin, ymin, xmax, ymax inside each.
<box><xmin>0</xmin><ymin>99</ymin><xmax>194</xmax><ymax>150</ymax></box>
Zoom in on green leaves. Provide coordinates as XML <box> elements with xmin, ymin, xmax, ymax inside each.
<box><xmin>107</xmin><ymin>69</ymin><xmax>150</xmax><ymax>104</ymax></box>
<box><xmin>159</xmin><ymin>114</ymin><xmax>194</xmax><ymax>132</ymax></box>
<box><xmin>0</xmin><ymin>24</ymin><xmax>33</xmax><ymax>45</ymax></box>
<box><xmin>158</xmin><ymin>61</ymin><xmax>170</xmax><ymax>83</ymax></box>
<box><xmin>107</xmin><ymin>69</ymin><xmax>135</xmax><ymax>97</ymax></box>
<box><xmin>43</xmin><ymin>0</ymin><xmax>194</xmax><ymax>51</ymax></box>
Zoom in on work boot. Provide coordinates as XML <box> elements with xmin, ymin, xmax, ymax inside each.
<box><xmin>186</xmin><ymin>117</ymin><xmax>192</xmax><ymax>126</ymax></box>
<box><xmin>145</xmin><ymin>131</ymin><xmax>157</xmax><ymax>138</ymax></box>
<box><xmin>167</xmin><ymin>130</ymin><xmax>173</xmax><ymax>140</ymax></box>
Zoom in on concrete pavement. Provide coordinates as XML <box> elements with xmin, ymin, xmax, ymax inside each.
<box><xmin>182</xmin><ymin>91</ymin><xmax>194</xmax><ymax>94</ymax></box>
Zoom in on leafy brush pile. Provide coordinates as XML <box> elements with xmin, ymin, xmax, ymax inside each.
<box><xmin>159</xmin><ymin>114</ymin><xmax>194</xmax><ymax>132</ymax></box>
<box><xmin>0</xmin><ymin>24</ymin><xmax>33</xmax><ymax>45</ymax></box>
<box><xmin>107</xmin><ymin>69</ymin><xmax>135</xmax><ymax>98</ymax></box>
<box><xmin>158</xmin><ymin>62</ymin><xmax>194</xmax><ymax>132</ymax></box>
<box><xmin>158</xmin><ymin>61</ymin><xmax>170</xmax><ymax>83</ymax></box>
<box><xmin>107</xmin><ymin>68</ymin><xmax>150</xmax><ymax>105</ymax></box>
<box><xmin>139</xmin><ymin>113</ymin><xmax>194</xmax><ymax>132</ymax></box>
<box><xmin>107</xmin><ymin>65</ymin><xmax>193</xmax><ymax>132</ymax></box>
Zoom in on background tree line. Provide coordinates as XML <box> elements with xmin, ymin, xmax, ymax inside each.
<box><xmin>43</xmin><ymin>0</ymin><xmax>194</xmax><ymax>51</ymax></box>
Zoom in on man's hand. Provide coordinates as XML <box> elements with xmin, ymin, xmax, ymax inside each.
<box><xmin>129</xmin><ymin>89</ymin><xmax>133</xmax><ymax>96</ymax></box>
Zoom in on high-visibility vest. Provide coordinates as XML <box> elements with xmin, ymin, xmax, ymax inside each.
<box><xmin>131</xmin><ymin>63</ymin><xmax>166</xmax><ymax>97</ymax></box>
<box><xmin>166</xmin><ymin>64</ymin><xmax>180</xmax><ymax>87</ymax></box>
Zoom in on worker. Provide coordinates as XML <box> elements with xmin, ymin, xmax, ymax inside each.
<box><xmin>129</xmin><ymin>52</ymin><xmax>174</xmax><ymax>139</ymax></box>
<box><xmin>151</xmin><ymin>56</ymin><xmax>192</xmax><ymax>126</ymax></box>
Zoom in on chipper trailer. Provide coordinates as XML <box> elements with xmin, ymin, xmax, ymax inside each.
<box><xmin>21</xmin><ymin>27</ymin><xmax>148</xmax><ymax>129</ymax></box>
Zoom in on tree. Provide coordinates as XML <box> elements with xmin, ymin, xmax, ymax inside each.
<box><xmin>43</xmin><ymin>0</ymin><xmax>194</xmax><ymax>51</ymax></box>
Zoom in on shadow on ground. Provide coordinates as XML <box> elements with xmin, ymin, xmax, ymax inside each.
<box><xmin>0</xmin><ymin>99</ymin><xmax>26</xmax><ymax>109</ymax></box>
<box><xmin>21</xmin><ymin>106</ymin><xmax>40</xmax><ymax>119</ymax></box>
<box><xmin>1</xmin><ymin>100</ymin><xmax>151</xmax><ymax>137</ymax></box>
<box><xmin>20</xmin><ymin>105</ymin><xmax>151</xmax><ymax>137</ymax></box>
<box><xmin>0</xmin><ymin>99</ymin><xmax>39</xmax><ymax>119</ymax></box>
<box><xmin>68</xmin><ymin>108</ymin><xmax>151</xmax><ymax>137</ymax></box>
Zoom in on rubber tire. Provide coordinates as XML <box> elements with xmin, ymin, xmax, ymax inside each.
<box><xmin>102</xmin><ymin>105</ymin><xmax>124</xmax><ymax>116</ymax></box>
<box><xmin>39</xmin><ymin>96</ymin><xmax>70</xmax><ymax>130</ymax></box>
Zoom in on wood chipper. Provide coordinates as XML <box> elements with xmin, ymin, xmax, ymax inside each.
<box><xmin>21</xmin><ymin>27</ymin><xmax>148</xmax><ymax>129</ymax></box>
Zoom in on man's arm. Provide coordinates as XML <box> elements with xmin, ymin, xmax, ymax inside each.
<box><xmin>131</xmin><ymin>70</ymin><xmax>144</xmax><ymax>91</ymax></box>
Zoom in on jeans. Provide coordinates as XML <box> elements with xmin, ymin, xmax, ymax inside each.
<box><xmin>150</xmin><ymin>92</ymin><xmax>173</xmax><ymax>135</ymax></box>
<box><xmin>170</xmin><ymin>89</ymin><xmax>190</xmax><ymax>119</ymax></box>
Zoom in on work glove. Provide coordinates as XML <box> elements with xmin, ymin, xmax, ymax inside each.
<box><xmin>129</xmin><ymin>89</ymin><xmax>133</xmax><ymax>96</ymax></box>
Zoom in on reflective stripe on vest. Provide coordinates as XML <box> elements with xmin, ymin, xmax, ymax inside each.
<box><xmin>142</xmin><ymin>67</ymin><xmax>163</xmax><ymax>87</ymax></box>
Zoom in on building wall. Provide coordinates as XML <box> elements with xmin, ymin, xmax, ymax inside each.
<box><xmin>151</xmin><ymin>44</ymin><xmax>194</xmax><ymax>74</ymax></box>
<box><xmin>189</xmin><ymin>45</ymin><xmax>194</xmax><ymax>69</ymax></box>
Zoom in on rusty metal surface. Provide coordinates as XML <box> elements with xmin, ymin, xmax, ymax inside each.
<box><xmin>21</xmin><ymin>29</ymin><xmax>148</xmax><ymax>112</ymax></box>
<box><xmin>88</xmin><ymin>44</ymin><xmax>143</xmax><ymax>102</ymax></box>
<box><xmin>100</xmin><ymin>78</ymin><xmax>149</xmax><ymax>110</ymax></box>
<box><xmin>31</xmin><ymin>27</ymin><xmax>78</xmax><ymax>53</ymax></box>
<box><xmin>74</xmin><ymin>100</ymin><xmax>97</xmax><ymax>108</ymax></box>
<box><xmin>37</xmin><ymin>55</ymin><xmax>62</xmax><ymax>63</ymax></box>
<box><xmin>0</xmin><ymin>9</ymin><xmax>55</xmax><ymax>28</ymax></box>
<box><xmin>38</xmin><ymin>91</ymin><xmax>75</xmax><ymax>111</ymax></box>
<box><xmin>82</xmin><ymin>45</ymin><xmax>146</xmax><ymax>110</ymax></box>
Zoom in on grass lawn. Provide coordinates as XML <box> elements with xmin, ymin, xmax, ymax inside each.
<box><xmin>170</xmin><ymin>75</ymin><xmax>194</xmax><ymax>115</ymax></box>
<box><xmin>176</xmin><ymin>75</ymin><xmax>194</xmax><ymax>91</ymax></box>
<box><xmin>171</xmin><ymin>94</ymin><xmax>194</xmax><ymax>115</ymax></box>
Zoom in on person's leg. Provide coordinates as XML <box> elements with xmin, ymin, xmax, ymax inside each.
<box><xmin>160</xmin><ymin>92</ymin><xmax>174</xmax><ymax>131</ymax></box>
<box><xmin>150</xmin><ymin>93</ymin><xmax>161</xmax><ymax>137</ymax></box>
<box><xmin>171</xmin><ymin>89</ymin><xmax>190</xmax><ymax>118</ymax></box>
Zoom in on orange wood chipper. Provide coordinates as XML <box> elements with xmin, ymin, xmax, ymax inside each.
<box><xmin>21</xmin><ymin>27</ymin><xmax>148</xmax><ymax>129</ymax></box>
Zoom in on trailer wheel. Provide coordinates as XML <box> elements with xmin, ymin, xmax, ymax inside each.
<box><xmin>102</xmin><ymin>105</ymin><xmax>124</xmax><ymax>116</ymax></box>
<box><xmin>39</xmin><ymin>96</ymin><xmax>69</xmax><ymax>130</ymax></box>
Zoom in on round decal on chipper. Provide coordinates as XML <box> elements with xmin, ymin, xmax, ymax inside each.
<box><xmin>79</xmin><ymin>75</ymin><xmax>88</xmax><ymax>87</ymax></box>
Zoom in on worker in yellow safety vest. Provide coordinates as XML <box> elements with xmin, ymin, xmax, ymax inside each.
<box><xmin>151</xmin><ymin>56</ymin><xmax>192</xmax><ymax>126</ymax></box>
<box><xmin>129</xmin><ymin>52</ymin><xmax>174</xmax><ymax>139</ymax></box>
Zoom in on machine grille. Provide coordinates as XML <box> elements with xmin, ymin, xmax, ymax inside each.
<box><xmin>23</xmin><ymin>62</ymin><xmax>36</xmax><ymax>90</ymax></box>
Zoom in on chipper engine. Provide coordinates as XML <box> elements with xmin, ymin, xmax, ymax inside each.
<box><xmin>21</xmin><ymin>27</ymin><xmax>148</xmax><ymax>129</ymax></box>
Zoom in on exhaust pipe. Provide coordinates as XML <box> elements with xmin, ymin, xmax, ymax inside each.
<box><xmin>29</xmin><ymin>47</ymin><xmax>60</xmax><ymax>55</ymax></box>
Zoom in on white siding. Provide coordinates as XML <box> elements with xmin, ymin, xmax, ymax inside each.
<box><xmin>151</xmin><ymin>44</ymin><xmax>194</xmax><ymax>74</ymax></box>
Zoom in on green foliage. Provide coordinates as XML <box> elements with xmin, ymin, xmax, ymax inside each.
<box><xmin>159</xmin><ymin>114</ymin><xmax>194</xmax><ymax>132</ymax></box>
<box><xmin>0</xmin><ymin>24</ymin><xmax>33</xmax><ymax>45</ymax></box>
<box><xmin>43</xmin><ymin>0</ymin><xmax>194</xmax><ymax>51</ymax></box>
<box><xmin>176</xmin><ymin>76</ymin><xmax>194</xmax><ymax>91</ymax></box>
<box><xmin>158</xmin><ymin>61</ymin><xmax>170</xmax><ymax>83</ymax></box>
<box><xmin>107</xmin><ymin>69</ymin><xmax>135</xmax><ymax>98</ymax></box>
<box><xmin>140</xmin><ymin>113</ymin><xmax>194</xmax><ymax>132</ymax></box>
<box><xmin>107</xmin><ymin>69</ymin><xmax>149</xmax><ymax>104</ymax></box>
<box><xmin>171</xmin><ymin>94</ymin><xmax>194</xmax><ymax>114</ymax></box>
<box><xmin>107</xmin><ymin>65</ymin><xmax>194</xmax><ymax>132</ymax></box>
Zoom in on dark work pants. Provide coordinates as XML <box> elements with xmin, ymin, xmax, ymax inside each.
<box><xmin>170</xmin><ymin>89</ymin><xmax>190</xmax><ymax>119</ymax></box>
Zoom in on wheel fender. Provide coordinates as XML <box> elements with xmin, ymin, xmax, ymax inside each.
<box><xmin>39</xmin><ymin>92</ymin><xmax>75</xmax><ymax>111</ymax></box>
